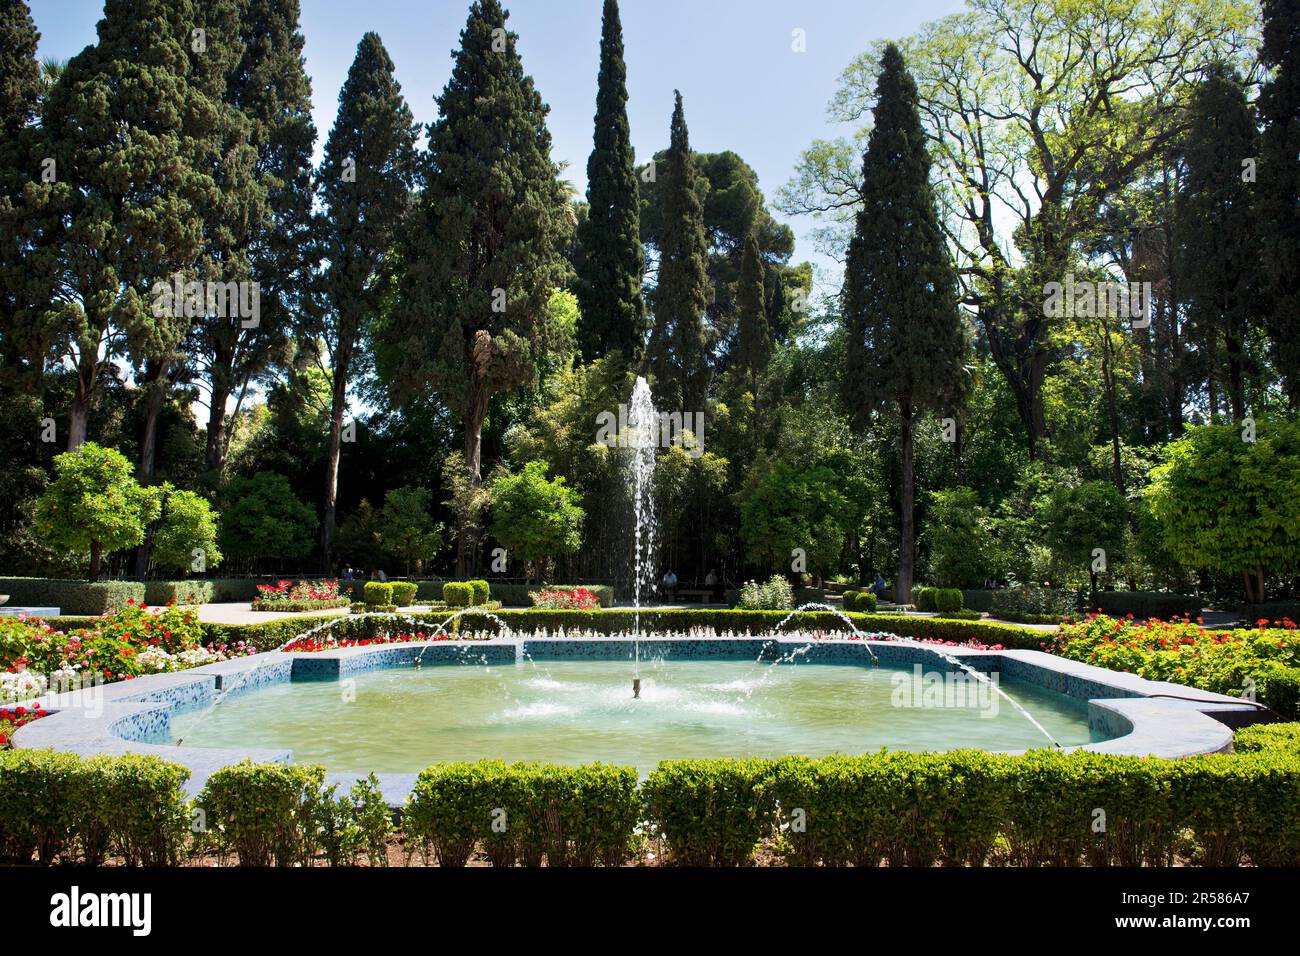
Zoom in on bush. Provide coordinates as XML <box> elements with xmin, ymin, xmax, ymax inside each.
<box><xmin>641</xmin><ymin>758</ymin><xmax>775</xmax><ymax>866</ymax></box>
<box><xmin>442</xmin><ymin>581</ymin><xmax>473</xmax><ymax>607</ymax></box>
<box><xmin>0</xmin><ymin>749</ymin><xmax>83</xmax><ymax>864</ymax></box>
<box><xmin>737</xmin><ymin>576</ymin><xmax>794</xmax><ymax>611</ymax></box>
<box><xmin>362</xmin><ymin>581</ymin><xmax>394</xmax><ymax>607</ymax></box>
<box><xmin>1233</xmin><ymin>722</ymin><xmax>1300</xmax><ymax>754</ymax></box>
<box><xmin>937</xmin><ymin>608</ymin><xmax>982</xmax><ymax>621</ymax></box>
<box><xmin>82</xmin><ymin>754</ymin><xmax>190</xmax><ymax>866</ymax></box>
<box><xmin>914</xmin><ymin>587</ymin><xmax>936</xmax><ymax>612</ymax></box>
<box><xmin>197</xmin><ymin>761</ymin><xmax>326</xmax><ymax>866</ymax></box>
<box><xmin>962</xmin><ymin>590</ymin><xmax>996</xmax><ymax>612</ymax></box>
<box><xmin>1093</xmin><ymin>590</ymin><xmax>1201</xmax><ymax>620</ymax></box>
<box><xmin>990</xmin><ymin>585</ymin><xmax>1077</xmax><ymax>619</ymax></box>
<box><xmin>312</xmin><ymin>773</ymin><xmax>392</xmax><ymax>867</ymax></box>
<box><xmin>842</xmin><ymin>590</ymin><xmax>878</xmax><ymax>613</ymax></box>
<box><xmin>389</xmin><ymin>581</ymin><xmax>418</xmax><ymax>607</ymax></box>
<box><xmin>143</xmin><ymin>580</ymin><xmax>214</xmax><ymax>606</ymax></box>
<box><xmin>469</xmin><ymin>580</ymin><xmax>489</xmax><ymax>605</ymax></box>
<box><xmin>0</xmin><ymin>577</ymin><xmax>145</xmax><ymax>615</ymax></box>
<box><xmin>933</xmin><ymin>587</ymin><xmax>964</xmax><ymax>613</ymax></box>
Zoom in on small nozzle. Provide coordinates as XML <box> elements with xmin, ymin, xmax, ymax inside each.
<box><xmin>633</xmin><ymin>677</ymin><xmax>642</xmax><ymax>699</ymax></box>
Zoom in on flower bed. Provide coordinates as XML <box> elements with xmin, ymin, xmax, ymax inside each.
<box><xmin>1045</xmin><ymin>614</ymin><xmax>1300</xmax><ymax>718</ymax></box>
<box><xmin>0</xmin><ymin>701</ymin><xmax>46</xmax><ymax>748</ymax></box>
<box><xmin>529</xmin><ymin>587</ymin><xmax>602</xmax><ymax>610</ymax></box>
<box><xmin>0</xmin><ymin>602</ymin><xmax>256</xmax><ymax>702</ymax></box>
<box><xmin>251</xmin><ymin>580</ymin><xmax>350</xmax><ymax>612</ymax></box>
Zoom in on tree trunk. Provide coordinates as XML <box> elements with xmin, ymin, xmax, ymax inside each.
<box><xmin>897</xmin><ymin>400</ymin><xmax>915</xmax><ymax>605</ymax></box>
<box><xmin>139</xmin><ymin>358</ymin><xmax>170</xmax><ymax>482</ymax></box>
<box><xmin>205</xmin><ymin>379</ymin><xmax>232</xmax><ymax>474</ymax></box>
<box><xmin>68</xmin><ymin>353</ymin><xmax>97</xmax><ymax>451</ymax></box>
<box><xmin>320</xmin><ymin>343</ymin><xmax>353</xmax><ymax>573</ymax></box>
<box><xmin>88</xmin><ymin>540</ymin><xmax>103</xmax><ymax>583</ymax></box>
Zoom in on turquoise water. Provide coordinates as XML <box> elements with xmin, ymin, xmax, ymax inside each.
<box><xmin>167</xmin><ymin>659</ymin><xmax>1102</xmax><ymax>773</ymax></box>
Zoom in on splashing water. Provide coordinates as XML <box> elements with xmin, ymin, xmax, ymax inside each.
<box><xmin>626</xmin><ymin>376</ymin><xmax>658</xmax><ymax>685</ymax></box>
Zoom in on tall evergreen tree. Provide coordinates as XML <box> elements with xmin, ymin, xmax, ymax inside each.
<box><xmin>1176</xmin><ymin>64</ymin><xmax>1260</xmax><ymax>423</ymax></box>
<box><xmin>575</xmin><ymin>0</ymin><xmax>645</xmax><ymax>364</ymax></box>
<box><xmin>379</xmin><ymin>0</ymin><xmax>572</xmax><ymax>575</ymax></box>
<box><xmin>734</xmin><ymin>231</ymin><xmax>770</xmax><ymax>395</ymax></box>
<box><xmin>648</xmin><ymin>91</ymin><xmax>711</xmax><ymax>413</ymax></box>
<box><xmin>0</xmin><ymin>0</ymin><xmax>43</xmax><ymax>383</ymax></box>
<box><xmin>316</xmin><ymin>32</ymin><xmax>418</xmax><ymax>569</ymax></box>
<box><xmin>1260</xmin><ymin>0</ymin><xmax>1300</xmax><ymax>409</ymax></box>
<box><xmin>842</xmin><ymin>44</ymin><xmax>969</xmax><ymax>604</ymax></box>
<box><xmin>196</xmin><ymin>0</ymin><xmax>317</xmax><ymax>475</ymax></box>
<box><xmin>34</xmin><ymin>0</ymin><xmax>213</xmax><ymax>451</ymax></box>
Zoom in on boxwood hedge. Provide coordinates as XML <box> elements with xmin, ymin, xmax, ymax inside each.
<box><xmin>0</xmin><ymin>577</ymin><xmax>144</xmax><ymax>615</ymax></box>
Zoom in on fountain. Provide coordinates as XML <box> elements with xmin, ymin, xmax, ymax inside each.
<box><xmin>626</xmin><ymin>376</ymin><xmax>658</xmax><ymax>698</ymax></box>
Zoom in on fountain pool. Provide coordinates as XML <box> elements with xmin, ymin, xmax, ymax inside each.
<box><xmin>165</xmin><ymin>656</ymin><xmax>1101</xmax><ymax>773</ymax></box>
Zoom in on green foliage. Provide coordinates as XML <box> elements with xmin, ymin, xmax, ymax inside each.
<box><xmin>641</xmin><ymin>758</ymin><xmax>775</xmax><ymax>866</ymax></box>
<box><xmin>489</xmin><ymin>460</ymin><xmax>584</xmax><ymax>573</ymax></box>
<box><xmin>362</xmin><ymin>581</ymin><xmax>394</xmax><ymax>607</ymax></box>
<box><xmin>34</xmin><ymin>444</ymin><xmax>160</xmax><ymax>579</ymax></box>
<box><xmin>389</xmin><ymin>581</ymin><xmax>418</xmax><ymax>607</ymax></box>
<box><xmin>312</xmin><ymin>773</ymin><xmax>392</xmax><ymax>867</ymax></box>
<box><xmin>197</xmin><ymin>761</ymin><xmax>326</xmax><ymax>866</ymax></box>
<box><xmin>0</xmin><ymin>748</ymin><xmax>82</xmax><ymax>864</ymax></box>
<box><xmin>923</xmin><ymin>489</ymin><xmax>999</xmax><ymax>589</ymax></box>
<box><xmin>1233</xmin><ymin>722</ymin><xmax>1300</xmax><ymax>755</ymax></box>
<box><xmin>738</xmin><ymin>454</ymin><xmax>857</xmax><ymax>578</ymax></box>
<box><xmin>442</xmin><ymin>581</ymin><xmax>473</xmax><ymax>608</ymax></box>
<box><xmin>0</xmin><ymin>577</ymin><xmax>144</xmax><ymax>614</ymax></box>
<box><xmin>734</xmin><ymin>232</ymin><xmax>771</xmax><ymax>386</ymax></box>
<box><xmin>218</xmin><ymin>472</ymin><xmax>317</xmax><ymax>566</ymax></box>
<box><xmin>736</xmin><ymin>575</ymin><xmax>794</xmax><ymax>611</ymax></box>
<box><xmin>1146</xmin><ymin>419</ymin><xmax>1300</xmax><ymax>602</ymax></box>
<box><xmin>151</xmin><ymin>487</ymin><xmax>222</xmax><ymax>576</ymax></box>
<box><xmin>81</xmin><ymin>754</ymin><xmax>191</xmax><ymax>866</ymax></box>
<box><xmin>1040</xmin><ymin>480</ymin><xmax>1127</xmax><ymax>593</ymax></box>
<box><xmin>842</xmin><ymin>590</ymin><xmax>878</xmax><ymax>612</ymax></box>
<box><xmin>1092</xmin><ymin>591</ymin><xmax>1201</xmax><ymax>620</ymax></box>
<box><xmin>914</xmin><ymin>587</ymin><xmax>936</xmax><ymax>612</ymax></box>
<box><xmin>468</xmin><ymin>579</ymin><xmax>490</xmax><ymax>605</ymax></box>
<box><xmin>143</xmin><ymin>580</ymin><xmax>214</xmax><ymax>606</ymax></box>
<box><xmin>990</xmin><ymin>586</ymin><xmax>1078</xmax><ymax>620</ymax></box>
<box><xmin>380</xmin><ymin>486</ymin><xmax>442</xmax><ymax>575</ymax></box>
<box><xmin>932</xmin><ymin>587</ymin><xmax>963</xmax><ymax>613</ymax></box>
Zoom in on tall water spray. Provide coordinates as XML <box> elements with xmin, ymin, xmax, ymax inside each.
<box><xmin>626</xmin><ymin>376</ymin><xmax>658</xmax><ymax>695</ymax></box>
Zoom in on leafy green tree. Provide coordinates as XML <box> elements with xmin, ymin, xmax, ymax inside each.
<box><xmin>734</xmin><ymin>232</ymin><xmax>770</xmax><ymax>395</ymax></box>
<box><xmin>1176</xmin><ymin>64</ymin><xmax>1261</xmax><ymax>423</ymax></box>
<box><xmin>337</xmin><ymin>499</ymin><xmax>386</xmax><ymax>572</ymax></box>
<box><xmin>738</xmin><ymin>456</ymin><xmax>852</xmax><ymax>581</ymax></box>
<box><xmin>151</xmin><ymin>486</ymin><xmax>222</xmax><ymax>576</ymax></box>
<box><xmin>841</xmin><ymin>44</ymin><xmax>970</xmax><ymax>603</ymax></box>
<box><xmin>575</xmin><ymin>0</ymin><xmax>645</xmax><ymax>364</ymax></box>
<box><xmin>489</xmin><ymin>460</ymin><xmax>583</xmax><ymax>580</ymax></box>
<box><xmin>648</xmin><ymin>91</ymin><xmax>711</xmax><ymax>414</ymax></box>
<box><xmin>218</xmin><ymin>471</ymin><xmax>316</xmax><ymax>569</ymax></box>
<box><xmin>196</xmin><ymin>0</ymin><xmax>317</xmax><ymax>475</ymax></box>
<box><xmin>34</xmin><ymin>443</ymin><xmax>161</xmax><ymax>580</ymax></box>
<box><xmin>1040</xmin><ymin>480</ymin><xmax>1128</xmax><ymax>604</ymax></box>
<box><xmin>1146</xmin><ymin>419</ymin><xmax>1300</xmax><ymax>604</ymax></box>
<box><xmin>922</xmin><ymin>488</ymin><xmax>999</xmax><ymax>589</ymax></box>
<box><xmin>315</xmin><ymin>32</ymin><xmax>419</xmax><ymax>568</ymax></box>
<box><xmin>1259</xmin><ymin>0</ymin><xmax>1300</xmax><ymax>407</ymax></box>
<box><xmin>380</xmin><ymin>0</ymin><xmax>572</xmax><ymax>575</ymax></box>
<box><xmin>380</xmin><ymin>486</ymin><xmax>443</xmax><ymax>575</ymax></box>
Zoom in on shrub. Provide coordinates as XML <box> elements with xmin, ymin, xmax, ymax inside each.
<box><xmin>0</xmin><ymin>577</ymin><xmax>145</xmax><ymax>614</ymax></box>
<box><xmin>990</xmin><ymin>585</ymin><xmax>1077</xmax><ymax>619</ymax></box>
<box><xmin>489</xmin><ymin>461</ymin><xmax>584</xmax><ymax>579</ymax></box>
<box><xmin>842</xmin><ymin>590</ymin><xmax>878</xmax><ymax>613</ymax></box>
<box><xmin>0</xmin><ymin>749</ymin><xmax>83</xmax><ymax>864</ymax></box>
<box><xmin>961</xmin><ymin>590</ymin><xmax>996</xmax><ymax>612</ymax></box>
<box><xmin>737</xmin><ymin>576</ymin><xmax>794</xmax><ymax>611</ymax></box>
<box><xmin>312</xmin><ymin>773</ymin><xmax>392</xmax><ymax>867</ymax></box>
<box><xmin>143</xmin><ymin>580</ymin><xmax>214</xmax><ymax>606</ymax></box>
<box><xmin>1093</xmin><ymin>590</ymin><xmax>1201</xmax><ymax>620</ymax></box>
<box><xmin>83</xmin><ymin>754</ymin><xmax>190</xmax><ymax>866</ymax></box>
<box><xmin>151</xmin><ymin>487</ymin><xmax>222</xmax><ymax>576</ymax></box>
<box><xmin>197</xmin><ymin>761</ymin><xmax>326</xmax><ymax>866</ymax></box>
<box><xmin>933</xmin><ymin>587</ymin><xmax>964</xmax><ymax>613</ymax></box>
<box><xmin>362</xmin><ymin>581</ymin><xmax>394</xmax><ymax>607</ymax></box>
<box><xmin>641</xmin><ymin>758</ymin><xmax>775</xmax><ymax>866</ymax></box>
<box><xmin>405</xmin><ymin>762</ymin><xmax>492</xmax><ymax>866</ymax></box>
<box><xmin>914</xmin><ymin>587</ymin><xmax>936</xmax><ymax>612</ymax></box>
<box><xmin>937</xmin><ymin>608</ymin><xmax>982</xmax><ymax>621</ymax></box>
<box><xmin>218</xmin><ymin>473</ymin><xmax>317</xmax><ymax>566</ymax></box>
<box><xmin>1233</xmin><ymin>722</ymin><xmax>1300</xmax><ymax>754</ymax></box>
<box><xmin>469</xmin><ymin>580</ymin><xmax>490</xmax><ymax>605</ymax></box>
<box><xmin>443</xmin><ymin>581</ymin><xmax>473</xmax><ymax>607</ymax></box>
<box><xmin>389</xmin><ymin>581</ymin><xmax>418</xmax><ymax>607</ymax></box>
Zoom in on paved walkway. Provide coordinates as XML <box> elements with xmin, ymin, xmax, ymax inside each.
<box><xmin>192</xmin><ymin>602</ymin><xmax>443</xmax><ymax>625</ymax></box>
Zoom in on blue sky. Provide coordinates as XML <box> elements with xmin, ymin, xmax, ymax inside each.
<box><xmin>29</xmin><ymin>0</ymin><xmax>968</xmax><ymax>287</ymax></box>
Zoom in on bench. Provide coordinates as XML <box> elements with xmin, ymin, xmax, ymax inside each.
<box><xmin>677</xmin><ymin>588</ymin><xmax>713</xmax><ymax>603</ymax></box>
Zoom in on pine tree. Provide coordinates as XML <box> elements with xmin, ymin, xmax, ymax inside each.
<box><xmin>197</xmin><ymin>0</ymin><xmax>317</xmax><ymax>475</ymax></box>
<box><xmin>575</xmin><ymin>0</ymin><xmax>645</xmax><ymax>364</ymax></box>
<box><xmin>316</xmin><ymin>32</ymin><xmax>419</xmax><ymax>568</ymax></box>
<box><xmin>33</xmin><ymin>0</ymin><xmax>214</xmax><ymax>451</ymax></box>
<box><xmin>379</xmin><ymin>0</ymin><xmax>572</xmax><ymax>575</ymax></box>
<box><xmin>1176</xmin><ymin>64</ymin><xmax>1260</xmax><ymax>423</ymax></box>
<box><xmin>0</xmin><ymin>0</ymin><xmax>42</xmax><ymax>382</ymax></box>
<box><xmin>648</xmin><ymin>91</ymin><xmax>711</xmax><ymax>413</ymax></box>
<box><xmin>734</xmin><ymin>231</ymin><xmax>770</xmax><ymax>395</ymax></box>
<box><xmin>1260</xmin><ymin>0</ymin><xmax>1300</xmax><ymax>408</ymax></box>
<box><xmin>842</xmin><ymin>44</ymin><xmax>970</xmax><ymax>604</ymax></box>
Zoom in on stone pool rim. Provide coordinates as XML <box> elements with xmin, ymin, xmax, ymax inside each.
<box><xmin>12</xmin><ymin>635</ymin><xmax>1266</xmax><ymax>804</ymax></box>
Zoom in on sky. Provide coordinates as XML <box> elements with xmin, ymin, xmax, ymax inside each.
<box><xmin>29</xmin><ymin>0</ymin><xmax>969</xmax><ymax>293</ymax></box>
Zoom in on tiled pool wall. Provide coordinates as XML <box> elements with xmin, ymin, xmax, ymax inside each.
<box><xmin>13</xmin><ymin>635</ymin><xmax>1267</xmax><ymax>800</ymax></box>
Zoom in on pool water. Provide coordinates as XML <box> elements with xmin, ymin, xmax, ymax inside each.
<box><xmin>167</xmin><ymin>659</ymin><xmax>1103</xmax><ymax>773</ymax></box>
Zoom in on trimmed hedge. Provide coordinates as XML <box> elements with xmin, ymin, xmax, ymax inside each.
<box><xmin>1244</xmin><ymin>600</ymin><xmax>1300</xmax><ymax>625</ymax></box>
<box><xmin>405</xmin><ymin>761</ymin><xmax>639</xmax><ymax>867</ymax></box>
<box><xmin>443</xmin><ymin>581</ymin><xmax>473</xmax><ymax>607</ymax></box>
<box><xmin>961</xmin><ymin>590</ymin><xmax>997</xmax><ymax>612</ymax></box>
<box><xmin>143</xmin><ymin>580</ymin><xmax>214</xmax><ymax>606</ymax></box>
<box><xmin>390</xmin><ymin>581</ymin><xmax>418</xmax><ymax>607</ymax></box>
<box><xmin>842</xmin><ymin>590</ymin><xmax>878</xmax><ymax>613</ymax></box>
<box><xmin>197</xmin><ymin>761</ymin><xmax>326</xmax><ymax>866</ymax></box>
<box><xmin>914</xmin><ymin>587</ymin><xmax>936</xmax><ymax>612</ymax></box>
<box><xmin>362</xmin><ymin>581</ymin><xmax>394</xmax><ymax>607</ymax></box>
<box><xmin>642</xmin><ymin>758</ymin><xmax>776</xmax><ymax>866</ymax></box>
<box><xmin>933</xmin><ymin>588</ymin><xmax>964</xmax><ymax>613</ymax></box>
<box><xmin>1093</xmin><ymin>590</ymin><xmax>1201</xmax><ymax>620</ymax></box>
<box><xmin>1234</xmin><ymin>722</ymin><xmax>1300</xmax><ymax>754</ymax></box>
<box><xmin>0</xmin><ymin>577</ymin><xmax>144</xmax><ymax>615</ymax></box>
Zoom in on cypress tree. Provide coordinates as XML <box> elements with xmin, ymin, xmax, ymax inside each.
<box><xmin>197</xmin><ymin>0</ymin><xmax>317</xmax><ymax>475</ymax></box>
<box><xmin>34</xmin><ymin>0</ymin><xmax>213</xmax><ymax>451</ymax></box>
<box><xmin>842</xmin><ymin>44</ymin><xmax>969</xmax><ymax>604</ymax></box>
<box><xmin>648</xmin><ymin>90</ymin><xmax>711</xmax><ymax>413</ymax></box>
<box><xmin>734</xmin><ymin>230</ymin><xmax>770</xmax><ymax>395</ymax></box>
<box><xmin>575</xmin><ymin>0</ymin><xmax>645</xmax><ymax>365</ymax></box>
<box><xmin>0</xmin><ymin>0</ymin><xmax>42</xmax><ymax>382</ymax></box>
<box><xmin>316</xmin><ymin>32</ymin><xmax>419</xmax><ymax>568</ymax></box>
<box><xmin>1260</xmin><ymin>0</ymin><xmax>1300</xmax><ymax>408</ymax></box>
<box><xmin>1176</xmin><ymin>64</ymin><xmax>1260</xmax><ymax>423</ymax></box>
<box><xmin>380</xmin><ymin>0</ymin><xmax>572</xmax><ymax>575</ymax></box>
